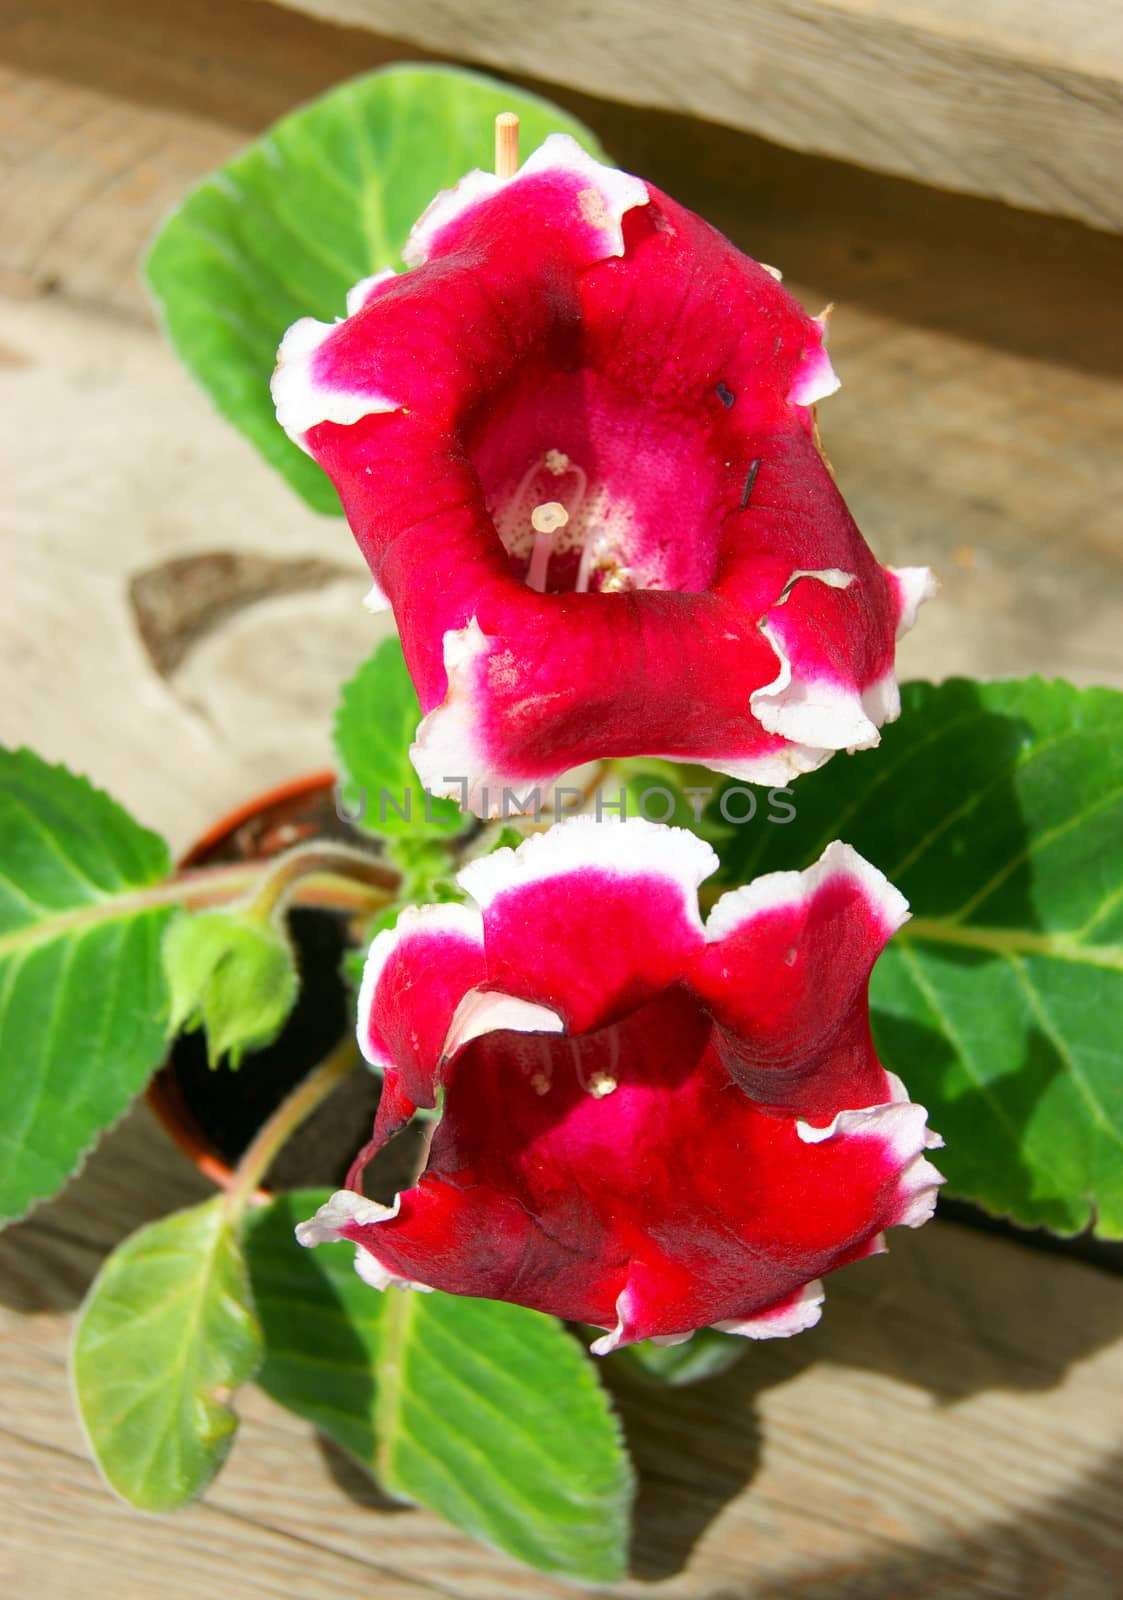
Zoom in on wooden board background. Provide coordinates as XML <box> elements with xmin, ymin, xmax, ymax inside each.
<box><xmin>1</xmin><ymin>1</ymin><xmax>1122</xmax><ymax>1595</ymax></box>
<box><xmin>272</xmin><ymin>0</ymin><xmax>1123</xmax><ymax>233</ymax></box>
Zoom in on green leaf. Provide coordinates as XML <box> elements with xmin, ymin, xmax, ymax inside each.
<box><xmin>611</xmin><ymin>758</ymin><xmax>719</xmax><ymax>831</ymax></box>
<box><xmin>334</xmin><ymin>636</ymin><xmax>469</xmax><ymax>842</ymax></box>
<box><xmin>146</xmin><ymin>66</ymin><xmax>608</xmax><ymax>512</ymax></box>
<box><xmin>0</xmin><ymin>748</ymin><xmax>175</xmax><ymax>1223</ymax></box>
<box><xmin>245</xmin><ymin>1190</ymin><xmax>634</xmax><ymax>1582</ymax></box>
<box><xmin>163</xmin><ymin>908</ymin><xmax>298</xmax><ymax>1068</ymax></box>
<box><xmin>488</xmin><ymin>825</ymin><xmax>525</xmax><ymax>853</ymax></box>
<box><xmin>710</xmin><ymin>678</ymin><xmax>1123</xmax><ymax>1236</ymax></box>
<box><xmin>73</xmin><ymin>1197</ymin><xmax>263</xmax><ymax>1510</ymax></box>
<box><xmin>618</xmin><ymin>1328</ymin><xmax>747</xmax><ymax>1387</ymax></box>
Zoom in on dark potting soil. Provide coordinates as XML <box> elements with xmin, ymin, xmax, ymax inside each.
<box><xmin>167</xmin><ymin>904</ymin><xmax>426</xmax><ymax>1197</ymax></box>
<box><xmin>171</xmin><ymin>908</ymin><xmax>350</xmax><ymax>1164</ymax></box>
<box><xmin>169</xmin><ymin>915</ymin><xmax>419</xmax><ymax>1203</ymax></box>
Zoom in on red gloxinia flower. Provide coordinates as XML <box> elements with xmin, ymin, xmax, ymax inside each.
<box><xmin>296</xmin><ymin>818</ymin><xmax>943</xmax><ymax>1351</ymax></box>
<box><xmin>272</xmin><ymin>137</ymin><xmax>935</xmax><ymax>816</ymax></box>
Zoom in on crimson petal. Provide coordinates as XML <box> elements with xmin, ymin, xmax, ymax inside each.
<box><xmin>299</xmin><ymin>821</ymin><xmax>942</xmax><ymax>1351</ymax></box>
<box><xmin>272</xmin><ymin>137</ymin><xmax>934</xmax><ymax>815</ymax></box>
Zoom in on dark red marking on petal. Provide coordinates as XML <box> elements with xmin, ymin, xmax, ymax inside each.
<box><xmin>741</xmin><ymin>458</ymin><xmax>761</xmax><ymax>509</ymax></box>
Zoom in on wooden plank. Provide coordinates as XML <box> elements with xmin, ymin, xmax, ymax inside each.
<box><xmin>3</xmin><ymin>276</ymin><xmax>1120</xmax><ymax>865</ymax></box>
<box><xmin>4</xmin><ymin>0</ymin><xmax>1122</xmax><ymax>374</ymax></box>
<box><xmin>3</xmin><ymin>1105</ymin><xmax>1122</xmax><ymax>1598</ymax></box>
<box><xmin>2</xmin><ymin>278</ymin><xmax>1122</xmax><ymax>1594</ymax></box>
<box><xmin>0</xmin><ymin>0</ymin><xmax>428</xmax><ymax>321</ymax></box>
<box><xmin>2</xmin><ymin>5</ymin><xmax>1123</xmax><ymax>1594</ymax></box>
<box><xmin>271</xmin><ymin>0</ymin><xmax>1123</xmax><ymax>233</ymax></box>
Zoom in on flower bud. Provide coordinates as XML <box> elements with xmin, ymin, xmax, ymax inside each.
<box><xmin>163</xmin><ymin>910</ymin><xmax>298</xmax><ymax>1069</ymax></box>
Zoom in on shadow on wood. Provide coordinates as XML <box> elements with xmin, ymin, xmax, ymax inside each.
<box><xmin>4</xmin><ymin>0</ymin><xmax>1121</xmax><ymax>377</ymax></box>
<box><xmin>315</xmin><ymin>1433</ymin><xmax>413</xmax><ymax>1516</ymax></box>
<box><xmin>749</xmin><ymin>1445</ymin><xmax>1123</xmax><ymax>1599</ymax></box>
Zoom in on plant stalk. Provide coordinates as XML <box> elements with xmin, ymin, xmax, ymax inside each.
<box><xmin>238</xmin><ymin>842</ymin><xmax>400</xmax><ymax>925</ymax></box>
<box><xmin>130</xmin><ymin>845</ymin><xmax>401</xmax><ymax>917</ymax></box>
<box><xmin>224</xmin><ymin>1034</ymin><xmax>362</xmax><ymax>1223</ymax></box>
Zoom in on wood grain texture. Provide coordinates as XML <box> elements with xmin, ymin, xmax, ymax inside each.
<box><xmin>5</xmin><ymin>0</ymin><xmax>1123</xmax><ymax>373</ymax></box>
<box><xmin>2</xmin><ymin>2</ymin><xmax>1123</xmax><ymax>1594</ymax></box>
<box><xmin>270</xmin><ymin>0</ymin><xmax>1123</xmax><ymax>232</ymax></box>
<box><xmin>3</xmin><ymin>1106</ymin><xmax>1123</xmax><ymax>1598</ymax></box>
<box><xmin>4</xmin><ymin>276</ymin><xmax>1119</xmax><ymax>864</ymax></box>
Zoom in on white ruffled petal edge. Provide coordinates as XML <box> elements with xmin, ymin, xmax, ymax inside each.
<box><xmin>458</xmin><ymin>814</ymin><xmax>718</xmax><ymax>930</ymax></box>
<box><xmin>589</xmin><ymin>1287</ymin><xmax>641</xmax><ymax>1355</ymax></box>
<box><xmin>410</xmin><ymin>618</ymin><xmax>502</xmax><ymax>816</ymax></box>
<box><xmin>357</xmin><ymin>901</ymin><xmax>484</xmax><ymax>1070</ymax></box>
<box><xmin>589</xmin><ymin>1277</ymin><xmax>826</xmax><ymax>1355</ymax></box>
<box><xmin>788</xmin><ymin>330</ymin><xmax>840</xmax><ymax>408</ymax></box>
<box><xmin>797</xmin><ymin>1072</ymin><xmax>946</xmax><ymax>1231</ymax></box>
<box><xmin>703</xmin><ymin>839</ymin><xmax>910</xmax><ymax>948</ymax></box>
<box><xmin>295</xmin><ymin>1189</ymin><xmax>433</xmax><ymax>1292</ymax></box>
<box><xmin>271</xmin><ymin>268</ymin><xmax>401</xmax><ymax>447</ymax></box>
<box><xmin>441</xmin><ymin>987</ymin><xmax>565</xmax><ymax>1060</ymax></box>
<box><xmin>891</xmin><ymin>564</ymin><xmax>940</xmax><ymax>639</ymax></box>
<box><xmin>362</xmin><ymin>579</ymin><xmax>392</xmax><ymax>615</ymax></box>
<box><xmin>714</xmin><ymin>1279</ymin><xmax>826</xmax><ymax>1339</ymax></box>
<box><xmin>751</xmin><ymin>569</ymin><xmax>876</xmax><ymax>752</ymax></box>
<box><xmin>403</xmin><ymin>132</ymin><xmax>649</xmax><ymax>267</ymax></box>
<box><xmin>746</xmin><ymin>562</ymin><xmax>937</xmax><ymax>763</ymax></box>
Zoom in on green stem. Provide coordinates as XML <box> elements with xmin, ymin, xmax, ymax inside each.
<box><xmin>224</xmin><ymin>1035</ymin><xmax>362</xmax><ymax>1223</ymax></box>
<box><xmin>901</xmin><ymin>916</ymin><xmax>1123</xmax><ymax>973</ymax></box>
<box><xmin>238</xmin><ymin>842</ymin><xmax>400</xmax><ymax>926</ymax></box>
<box><xmin>0</xmin><ymin>857</ymin><xmax>397</xmax><ymax>965</ymax></box>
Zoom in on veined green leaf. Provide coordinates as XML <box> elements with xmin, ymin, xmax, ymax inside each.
<box><xmin>0</xmin><ymin>748</ymin><xmax>175</xmax><ymax>1222</ymax></box>
<box><xmin>146</xmin><ymin>66</ymin><xmax>608</xmax><ymax>511</ymax></box>
<box><xmin>334</xmin><ymin>636</ymin><xmax>468</xmax><ymax>842</ymax></box>
<box><xmin>245</xmin><ymin>1190</ymin><xmax>633</xmax><ymax>1581</ymax></box>
<box><xmin>73</xmin><ymin>1197</ymin><xmax>263</xmax><ymax>1509</ymax></box>
<box><xmin>710</xmin><ymin>678</ymin><xmax>1123</xmax><ymax>1236</ymax></box>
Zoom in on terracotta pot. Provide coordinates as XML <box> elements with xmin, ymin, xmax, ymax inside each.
<box><xmin>147</xmin><ymin>770</ymin><xmax>350</xmax><ymax>1192</ymax></box>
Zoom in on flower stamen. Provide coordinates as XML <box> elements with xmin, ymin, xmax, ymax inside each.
<box><xmin>527</xmin><ymin>500</ymin><xmax>570</xmax><ymax>591</ymax></box>
<box><xmin>588</xmin><ymin>1072</ymin><xmax>618</xmax><ymax>1098</ymax></box>
<box><xmin>576</xmin><ymin>531</ymin><xmax>609</xmax><ymax>594</ymax></box>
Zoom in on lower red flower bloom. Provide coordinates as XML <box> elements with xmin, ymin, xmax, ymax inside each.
<box><xmin>297</xmin><ymin>819</ymin><xmax>942</xmax><ymax>1350</ymax></box>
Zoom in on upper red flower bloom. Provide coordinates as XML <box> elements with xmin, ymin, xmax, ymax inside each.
<box><xmin>273</xmin><ymin>137</ymin><xmax>935</xmax><ymax>815</ymax></box>
<box><xmin>297</xmin><ymin>819</ymin><xmax>943</xmax><ymax>1351</ymax></box>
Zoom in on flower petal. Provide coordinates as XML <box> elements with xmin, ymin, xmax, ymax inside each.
<box><xmin>357</xmin><ymin>901</ymin><xmax>484</xmax><ymax>1105</ymax></box>
<box><xmin>694</xmin><ymin>841</ymin><xmax>909</xmax><ymax>1122</ymax></box>
<box><xmin>441</xmin><ymin>987</ymin><xmax>565</xmax><ymax>1058</ymax></box>
<box><xmin>275</xmin><ymin>146</ymin><xmax>931</xmax><ymax>813</ymax></box>
<box><xmin>458</xmin><ymin>816</ymin><xmax>716</xmax><ymax>1032</ymax></box>
<box><xmin>797</xmin><ymin>1082</ymin><xmax>946</xmax><ymax>1230</ymax></box>
<box><xmin>271</xmin><ymin>268</ymin><xmax>402</xmax><ymax>447</ymax></box>
<box><xmin>405</xmin><ymin>132</ymin><xmax>649</xmax><ymax>266</ymax></box>
<box><xmin>335</xmin><ymin>983</ymin><xmax>935</xmax><ymax>1346</ymax></box>
<box><xmin>295</xmin><ymin>1190</ymin><xmax>432</xmax><ymax>1292</ymax></box>
<box><xmin>713</xmin><ymin>1279</ymin><xmax>825</xmax><ymax>1339</ymax></box>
